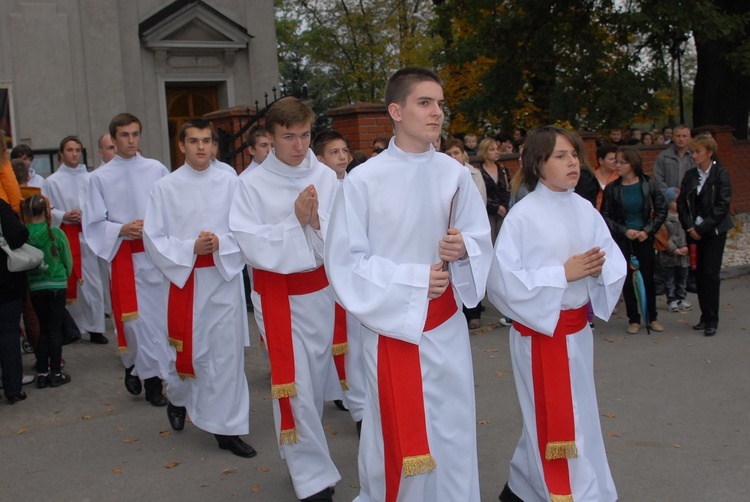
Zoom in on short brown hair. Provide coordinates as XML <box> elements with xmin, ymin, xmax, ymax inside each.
<box><xmin>265</xmin><ymin>97</ymin><xmax>314</xmax><ymax>135</ymax></box>
<box><xmin>59</xmin><ymin>135</ymin><xmax>83</xmax><ymax>153</ymax></box>
<box><xmin>522</xmin><ymin>126</ymin><xmax>584</xmax><ymax>191</ymax></box>
<box><xmin>179</xmin><ymin>119</ymin><xmax>214</xmax><ymax>143</ymax></box>
<box><xmin>690</xmin><ymin>134</ymin><xmax>718</xmax><ymax>153</ymax></box>
<box><xmin>444</xmin><ymin>138</ymin><xmax>465</xmax><ymax>153</ymax></box>
<box><xmin>312</xmin><ymin>130</ymin><xmax>347</xmax><ymax>156</ymax></box>
<box><xmin>109</xmin><ymin>113</ymin><xmax>142</xmax><ymax>138</ymax></box>
<box><xmin>11</xmin><ymin>158</ymin><xmax>29</xmax><ymax>184</ymax></box>
<box><xmin>385</xmin><ymin>67</ymin><xmax>442</xmax><ymax>107</ymax></box>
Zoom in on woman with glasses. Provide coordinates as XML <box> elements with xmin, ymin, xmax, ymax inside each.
<box><xmin>601</xmin><ymin>147</ymin><xmax>667</xmax><ymax>334</ymax></box>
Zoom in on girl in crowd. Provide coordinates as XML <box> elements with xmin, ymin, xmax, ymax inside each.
<box><xmin>601</xmin><ymin>147</ymin><xmax>667</xmax><ymax>334</ymax></box>
<box><xmin>22</xmin><ymin>195</ymin><xmax>73</xmax><ymax>388</ymax></box>
<box><xmin>475</xmin><ymin>138</ymin><xmax>511</xmax><ymax>243</ymax></box>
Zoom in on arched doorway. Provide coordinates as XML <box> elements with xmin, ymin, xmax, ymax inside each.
<box><xmin>166</xmin><ymin>84</ymin><xmax>219</xmax><ymax>170</ymax></box>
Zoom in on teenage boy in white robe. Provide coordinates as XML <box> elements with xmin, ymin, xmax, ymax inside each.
<box><xmin>324</xmin><ymin>67</ymin><xmax>492</xmax><ymax>502</ymax></box>
<box><xmin>313</xmin><ymin>129</ymin><xmax>366</xmax><ymax>435</ymax></box>
<box><xmin>43</xmin><ymin>136</ymin><xmax>107</xmax><ymax>345</ymax></box>
<box><xmin>143</xmin><ymin>119</ymin><xmax>254</xmax><ymax>458</ymax></box>
<box><xmin>82</xmin><ymin>113</ymin><xmax>171</xmax><ymax>407</ymax></box>
<box><xmin>488</xmin><ymin>126</ymin><xmax>626</xmax><ymax>502</ymax></box>
<box><xmin>230</xmin><ymin>97</ymin><xmax>341</xmax><ymax>502</ymax></box>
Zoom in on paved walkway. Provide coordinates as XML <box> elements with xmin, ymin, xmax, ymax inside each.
<box><xmin>2</xmin><ymin>274</ymin><xmax>749</xmax><ymax>501</ymax></box>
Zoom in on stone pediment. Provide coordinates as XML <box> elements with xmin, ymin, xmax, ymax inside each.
<box><xmin>139</xmin><ymin>0</ymin><xmax>252</xmax><ymax>51</ymax></box>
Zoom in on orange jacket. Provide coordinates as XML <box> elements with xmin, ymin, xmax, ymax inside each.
<box><xmin>0</xmin><ymin>158</ymin><xmax>22</xmax><ymax>213</ymax></box>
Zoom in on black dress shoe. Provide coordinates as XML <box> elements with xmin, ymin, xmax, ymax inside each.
<box><xmin>692</xmin><ymin>322</ymin><xmax>706</xmax><ymax>331</ymax></box>
<box><xmin>704</xmin><ymin>327</ymin><xmax>717</xmax><ymax>337</ymax></box>
<box><xmin>167</xmin><ymin>402</ymin><xmax>186</xmax><ymax>430</ymax></box>
<box><xmin>144</xmin><ymin>377</ymin><xmax>168</xmax><ymax>407</ymax></box>
<box><xmin>215</xmin><ymin>434</ymin><xmax>257</xmax><ymax>458</ymax></box>
<box><xmin>89</xmin><ymin>332</ymin><xmax>109</xmax><ymax>345</ymax></box>
<box><xmin>301</xmin><ymin>487</ymin><xmax>334</xmax><ymax>502</ymax></box>
<box><xmin>7</xmin><ymin>391</ymin><xmax>27</xmax><ymax>405</ymax></box>
<box><xmin>333</xmin><ymin>399</ymin><xmax>348</xmax><ymax>411</ymax></box>
<box><xmin>499</xmin><ymin>482</ymin><xmax>524</xmax><ymax>502</ymax></box>
<box><xmin>124</xmin><ymin>365</ymin><xmax>142</xmax><ymax>395</ymax></box>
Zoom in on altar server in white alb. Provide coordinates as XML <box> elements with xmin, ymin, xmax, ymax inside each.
<box><xmin>325</xmin><ymin>67</ymin><xmax>492</xmax><ymax>502</ymax></box>
<box><xmin>43</xmin><ymin>136</ymin><xmax>107</xmax><ymax>345</ymax></box>
<box><xmin>488</xmin><ymin>126</ymin><xmax>626</xmax><ymax>502</ymax></box>
<box><xmin>230</xmin><ymin>97</ymin><xmax>341</xmax><ymax>502</ymax></box>
<box><xmin>144</xmin><ymin>119</ymin><xmax>255</xmax><ymax>458</ymax></box>
<box><xmin>82</xmin><ymin>113</ymin><xmax>171</xmax><ymax>407</ymax></box>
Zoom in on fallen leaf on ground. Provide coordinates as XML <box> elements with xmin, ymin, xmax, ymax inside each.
<box><xmin>330</xmin><ymin>430</ymin><xmax>338</xmax><ymax>436</ymax></box>
<box><xmin>603</xmin><ymin>413</ymin><xmax>618</xmax><ymax>419</ymax></box>
<box><xmin>603</xmin><ymin>338</ymin><xmax>615</xmax><ymax>343</ymax></box>
<box><xmin>105</xmin><ymin>408</ymin><xmax>113</xmax><ymax>413</ymax></box>
<box><xmin>116</xmin><ymin>427</ymin><xmax>124</xmax><ymax>432</ymax></box>
<box><xmin>123</xmin><ymin>438</ymin><xmax>140</xmax><ymax>444</ymax></box>
<box><xmin>103</xmin><ymin>402</ymin><xmax>112</xmax><ymax>406</ymax></box>
<box><xmin>16</xmin><ymin>428</ymin><xmax>27</xmax><ymax>434</ymax></box>
<box><xmin>478</xmin><ymin>420</ymin><xmax>492</xmax><ymax>425</ymax></box>
<box><xmin>160</xmin><ymin>430</ymin><xmax>171</xmax><ymax>437</ymax></box>
<box><xmin>256</xmin><ymin>467</ymin><xmax>270</xmax><ymax>472</ymax></box>
<box><xmin>164</xmin><ymin>461</ymin><xmax>181</xmax><ymax>469</ymax></box>
<box><xmin>82</xmin><ymin>415</ymin><xmax>92</xmax><ymax>420</ymax></box>
<box><xmin>495</xmin><ymin>372</ymin><xmax>505</xmax><ymax>376</ymax></box>
<box><xmin>607</xmin><ymin>433</ymin><xmax>621</xmax><ymax>437</ymax></box>
<box><xmin>484</xmin><ymin>348</ymin><xmax>499</xmax><ymax>353</ymax></box>
<box><xmin>222</xmin><ymin>467</ymin><xmax>238</xmax><ymax>476</ymax></box>
<box><xmin>112</xmin><ymin>468</ymin><xmax>122</xmax><ymax>473</ymax></box>
<box><xmin>251</xmin><ymin>488</ymin><xmax>261</xmax><ymax>493</ymax></box>
<box><xmin>53</xmin><ymin>410</ymin><xmax>62</xmax><ymax>414</ymax></box>
<box><xmin>673</xmin><ymin>444</ymin><xmax>681</xmax><ymax>448</ymax></box>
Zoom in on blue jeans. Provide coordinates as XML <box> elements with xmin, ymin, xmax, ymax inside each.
<box><xmin>664</xmin><ymin>265</ymin><xmax>688</xmax><ymax>303</ymax></box>
<box><xmin>0</xmin><ymin>299</ymin><xmax>24</xmax><ymax>398</ymax></box>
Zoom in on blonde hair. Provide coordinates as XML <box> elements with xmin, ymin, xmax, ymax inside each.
<box><xmin>477</xmin><ymin>138</ymin><xmax>498</xmax><ymax>162</ymax></box>
<box><xmin>690</xmin><ymin>134</ymin><xmax>718</xmax><ymax>153</ymax></box>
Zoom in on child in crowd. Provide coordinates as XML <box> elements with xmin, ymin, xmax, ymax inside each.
<box><xmin>22</xmin><ymin>195</ymin><xmax>72</xmax><ymax>388</ymax></box>
<box><xmin>660</xmin><ymin>188</ymin><xmax>692</xmax><ymax>312</ymax></box>
<box><xmin>464</xmin><ymin>133</ymin><xmax>479</xmax><ymax>156</ymax></box>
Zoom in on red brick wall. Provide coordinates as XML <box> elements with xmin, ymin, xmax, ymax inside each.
<box><xmin>328</xmin><ymin>103</ymin><xmax>393</xmax><ymax>155</ymax></box>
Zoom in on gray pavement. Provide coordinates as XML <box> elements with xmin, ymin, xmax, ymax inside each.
<box><xmin>2</xmin><ymin>274</ymin><xmax>749</xmax><ymax>501</ymax></box>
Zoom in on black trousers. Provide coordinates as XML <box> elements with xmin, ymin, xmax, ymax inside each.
<box><xmin>30</xmin><ymin>288</ymin><xmax>67</xmax><ymax>374</ymax></box>
<box><xmin>694</xmin><ymin>232</ymin><xmax>727</xmax><ymax>329</ymax></box>
<box><xmin>618</xmin><ymin>237</ymin><xmax>658</xmax><ymax>325</ymax></box>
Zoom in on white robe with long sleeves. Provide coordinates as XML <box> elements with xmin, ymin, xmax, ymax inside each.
<box><xmin>42</xmin><ymin>164</ymin><xmax>105</xmax><ymax>334</ymax></box>
<box><xmin>143</xmin><ymin>164</ymin><xmax>250</xmax><ymax>435</ymax></box>
<box><xmin>229</xmin><ymin>148</ymin><xmax>342</xmax><ymax>499</ymax></box>
<box><xmin>211</xmin><ymin>159</ymin><xmax>237</xmax><ymax>176</ymax></box>
<box><xmin>81</xmin><ymin>154</ymin><xmax>171</xmax><ymax>379</ymax></box>
<box><xmin>487</xmin><ymin>182</ymin><xmax>626</xmax><ymax>502</ymax></box>
<box><xmin>324</xmin><ymin>141</ymin><xmax>493</xmax><ymax>502</ymax></box>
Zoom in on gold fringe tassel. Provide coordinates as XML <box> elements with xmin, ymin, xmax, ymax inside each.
<box><xmin>66</xmin><ymin>299</ymin><xmax>77</xmax><ymax>305</ymax></box>
<box><xmin>178</xmin><ymin>372</ymin><xmax>196</xmax><ymax>381</ymax></box>
<box><xmin>116</xmin><ymin>347</ymin><xmax>129</xmax><ymax>355</ymax></box>
<box><xmin>121</xmin><ymin>312</ymin><xmax>139</xmax><ymax>322</ymax></box>
<box><xmin>168</xmin><ymin>337</ymin><xmax>184</xmax><ymax>352</ymax></box>
<box><xmin>271</xmin><ymin>382</ymin><xmax>297</xmax><ymax>399</ymax></box>
<box><xmin>546</xmin><ymin>441</ymin><xmax>578</xmax><ymax>460</ymax></box>
<box><xmin>402</xmin><ymin>454</ymin><xmax>437</xmax><ymax>477</ymax></box>
<box><xmin>78</xmin><ymin>279</ymin><xmax>85</xmax><ymax>286</ymax></box>
<box><xmin>279</xmin><ymin>428</ymin><xmax>299</xmax><ymax>445</ymax></box>
<box><xmin>339</xmin><ymin>379</ymin><xmax>350</xmax><ymax>391</ymax></box>
<box><xmin>260</xmin><ymin>338</ymin><xmax>267</xmax><ymax>352</ymax></box>
<box><xmin>550</xmin><ymin>494</ymin><xmax>574</xmax><ymax>502</ymax></box>
<box><xmin>332</xmin><ymin>342</ymin><xmax>349</xmax><ymax>356</ymax></box>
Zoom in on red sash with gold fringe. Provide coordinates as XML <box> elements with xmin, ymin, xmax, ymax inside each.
<box><xmin>253</xmin><ymin>265</ymin><xmax>330</xmax><ymax>445</ymax></box>
<box><xmin>167</xmin><ymin>254</ymin><xmax>215</xmax><ymax>380</ymax></box>
<box><xmin>110</xmin><ymin>239</ymin><xmax>145</xmax><ymax>354</ymax></box>
<box><xmin>513</xmin><ymin>306</ymin><xmax>587</xmax><ymax>502</ymax></box>
<box><xmin>378</xmin><ymin>286</ymin><xmax>457</xmax><ymax>502</ymax></box>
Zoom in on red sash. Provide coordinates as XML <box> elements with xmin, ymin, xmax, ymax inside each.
<box><xmin>167</xmin><ymin>254</ymin><xmax>215</xmax><ymax>380</ymax></box>
<box><xmin>110</xmin><ymin>239</ymin><xmax>145</xmax><ymax>354</ymax></box>
<box><xmin>60</xmin><ymin>223</ymin><xmax>83</xmax><ymax>302</ymax></box>
<box><xmin>253</xmin><ymin>265</ymin><xmax>330</xmax><ymax>445</ymax></box>
<box><xmin>332</xmin><ymin>303</ymin><xmax>349</xmax><ymax>391</ymax></box>
<box><xmin>378</xmin><ymin>287</ymin><xmax>457</xmax><ymax>502</ymax></box>
<box><xmin>513</xmin><ymin>306</ymin><xmax>587</xmax><ymax>502</ymax></box>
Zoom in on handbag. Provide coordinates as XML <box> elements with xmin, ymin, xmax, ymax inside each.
<box><xmin>0</xmin><ymin>219</ymin><xmax>44</xmax><ymax>272</ymax></box>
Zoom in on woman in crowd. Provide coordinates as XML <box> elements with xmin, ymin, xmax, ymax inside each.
<box><xmin>475</xmin><ymin>138</ymin><xmax>511</xmax><ymax>243</ymax></box>
<box><xmin>601</xmin><ymin>147</ymin><xmax>667</xmax><ymax>334</ymax></box>
<box><xmin>677</xmin><ymin>135</ymin><xmax>733</xmax><ymax>337</ymax></box>
<box><xmin>0</xmin><ymin>197</ymin><xmax>29</xmax><ymax>404</ymax></box>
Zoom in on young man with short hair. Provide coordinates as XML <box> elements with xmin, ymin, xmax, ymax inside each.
<box><xmin>43</xmin><ymin>136</ymin><xmax>107</xmax><ymax>345</ymax></box>
<box><xmin>82</xmin><ymin>113</ymin><xmax>172</xmax><ymax>407</ymax></box>
<box><xmin>325</xmin><ymin>68</ymin><xmax>492</xmax><ymax>502</ymax></box>
<box><xmin>241</xmin><ymin>125</ymin><xmax>272</xmax><ymax>176</ymax></box>
<box><xmin>312</xmin><ymin>130</ymin><xmax>350</xmax><ymax>180</ymax></box>
<box><xmin>230</xmin><ymin>97</ymin><xmax>341</xmax><ymax>501</ymax></box>
<box><xmin>144</xmin><ymin>119</ymin><xmax>254</xmax><ymax>457</ymax></box>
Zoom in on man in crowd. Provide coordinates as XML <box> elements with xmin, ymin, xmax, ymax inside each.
<box><xmin>241</xmin><ymin>125</ymin><xmax>272</xmax><ymax>176</ymax></box>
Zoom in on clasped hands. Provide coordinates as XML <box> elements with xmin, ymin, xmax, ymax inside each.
<box><xmin>63</xmin><ymin>208</ymin><xmax>82</xmax><ymax>224</ymax></box>
<box><xmin>565</xmin><ymin>247</ymin><xmax>605</xmax><ymax>282</ymax></box>
<box><xmin>194</xmin><ymin>231</ymin><xmax>219</xmax><ymax>255</ymax></box>
<box><xmin>429</xmin><ymin>228</ymin><xmax>467</xmax><ymax>299</ymax></box>
<box><xmin>295</xmin><ymin>185</ymin><xmax>321</xmax><ymax>230</ymax></box>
